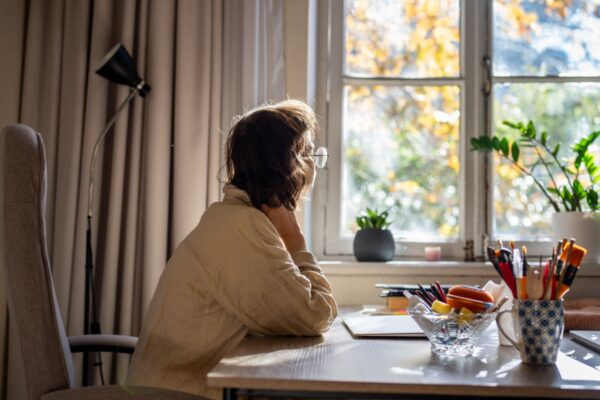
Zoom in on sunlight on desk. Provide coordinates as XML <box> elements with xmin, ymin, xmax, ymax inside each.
<box><xmin>556</xmin><ymin>352</ymin><xmax>600</xmax><ymax>381</ymax></box>
<box><xmin>208</xmin><ymin>315</ymin><xmax>600</xmax><ymax>399</ymax></box>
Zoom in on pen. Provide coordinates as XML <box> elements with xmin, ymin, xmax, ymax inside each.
<box><xmin>435</xmin><ymin>280</ymin><xmax>447</xmax><ymax>303</ymax></box>
<box><xmin>513</xmin><ymin>249</ymin><xmax>525</xmax><ymax>299</ymax></box>
<box><xmin>521</xmin><ymin>245</ymin><xmax>529</xmax><ymax>279</ymax></box>
<box><xmin>542</xmin><ymin>256</ymin><xmax>552</xmax><ymax>300</ymax></box>
<box><xmin>429</xmin><ymin>282</ymin><xmax>444</xmax><ymax>302</ymax></box>
<box><xmin>498</xmin><ymin>258</ymin><xmax>517</xmax><ymax>298</ymax></box>
<box><xmin>553</xmin><ymin>239</ymin><xmax>575</xmax><ymax>299</ymax></box>
<box><xmin>556</xmin><ymin>245</ymin><xmax>587</xmax><ymax>299</ymax></box>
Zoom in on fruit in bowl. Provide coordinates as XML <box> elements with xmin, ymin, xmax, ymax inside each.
<box><xmin>408</xmin><ymin>285</ymin><xmax>503</xmax><ymax>356</ymax></box>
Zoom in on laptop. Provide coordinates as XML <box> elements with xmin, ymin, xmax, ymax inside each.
<box><xmin>570</xmin><ymin>331</ymin><xmax>600</xmax><ymax>353</ymax></box>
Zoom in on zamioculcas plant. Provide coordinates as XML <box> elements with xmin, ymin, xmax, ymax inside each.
<box><xmin>471</xmin><ymin>120</ymin><xmax>600</xmax><ymax>212</ymax></box>
<box><xmin>356</xmin><ymin>207</ymin><xmax>392</xmax><ymax>230</ymax></box>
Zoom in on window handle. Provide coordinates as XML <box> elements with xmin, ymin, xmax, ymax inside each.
<box><xmin>482</xmin><ymin>55</ymin><xmax>492</xmax><ymax>97</ymax></box>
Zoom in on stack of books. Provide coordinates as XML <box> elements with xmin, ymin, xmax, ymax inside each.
<box><xmin>376</xmin><ymin>283</ymin><xmax>452</xmax><ymax>313</ymax></box>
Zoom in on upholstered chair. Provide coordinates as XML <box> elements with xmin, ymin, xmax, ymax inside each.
<box><xmin>0</xmin><ymin>124</ymin><xmax>206</xmax><ymax>400</ymax></box>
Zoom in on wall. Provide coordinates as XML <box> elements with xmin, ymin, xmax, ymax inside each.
<box><xmin>0</xmin><ymin>0</ymin><xmax>26</xmax><ymax>397</ymax></box>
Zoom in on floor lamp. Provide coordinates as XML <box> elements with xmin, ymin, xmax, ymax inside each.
<box><xmin>84</xmin><ymin>43</ymin><xmax>150</xmax><ymax>385</ymax></box>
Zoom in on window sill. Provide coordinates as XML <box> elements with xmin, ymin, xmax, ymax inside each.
<box><xmin>319</xmin><ymin>260</ymin><xmax>600</xmax><ymax>277</ymax></box>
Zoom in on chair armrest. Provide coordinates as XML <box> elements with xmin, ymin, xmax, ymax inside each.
<box><xmin>68</xmin><ymin>334</ymin><xmax>138</xmax><ymax>354</ymax></box>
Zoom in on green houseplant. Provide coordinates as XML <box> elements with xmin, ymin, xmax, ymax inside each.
<box><xmin>471</xmin><ymin>120</ymin><xmax>600</xmax><ymax>262</ymax></box>
<box><xmin>353</xmin><ymin>208</ymin><xmax>395</xmax><ymax>262</ymax></box>
<box><xmin>471</xmin><ymin>120</ymin><xmax>600</xmax><ymax>212</ymax></box>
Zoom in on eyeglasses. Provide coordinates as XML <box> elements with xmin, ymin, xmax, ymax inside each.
<box><xmin>306</xmin><ymin>147</ymin><xmax>329</xmax><ymax>169</ymax></box>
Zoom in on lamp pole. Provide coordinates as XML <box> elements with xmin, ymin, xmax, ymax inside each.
<box><xmin>83</xmin><ymin>89</ymin><xmax>137</xmax><ymax>385</ymax></box>
<box><xmin>83</xmin><ymin>43</ymin><xmax>150</xmax><ymax>386</ymax></box>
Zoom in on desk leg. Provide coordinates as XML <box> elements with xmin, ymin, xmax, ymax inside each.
<box><xmin>223</xmin><ymin>388</ymin><xmax>237</xmax><ymax>400</ymax></box>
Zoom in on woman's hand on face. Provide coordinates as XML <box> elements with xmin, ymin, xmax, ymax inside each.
<box><xmin>260</xmin><ymin>205</ymin><xmax>307</xmax><ymax>253</ymax></box>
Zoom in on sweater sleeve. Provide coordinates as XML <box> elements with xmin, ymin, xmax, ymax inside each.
<box><xmin>202</xmin><ymin>211</ymin><xmax>338</xmax><ymax>336</ymax></box>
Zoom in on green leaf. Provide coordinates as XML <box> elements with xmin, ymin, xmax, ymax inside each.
<box><xmin>502</xmin><ymin>120</ymin><xmax>519</xmax><ymax>129</ymax></box>
<box><xmin>563</xmin><ymin>186</ymin><xmax>578</xmax><ymax>210</ymax></box>
<box><xmin>500</xmin><ymin>138</ymin><xmax>509</xmax><ymax>157</ymax></box>
<box><xmin>511</xmin><ymin>141</ymin><xmax>520</xmax><ymax>162</ymax></box>
<box><xmin>526</xmin><ymin>121</ymin><xmax>536</xmax><ymax>139</ymax></box>
<box><xmin>492</xmin><ymin>136</ymin><xmax>501</xmax><ymax>151</ymax></box>
<box><xmin>541</xmin><ymin>131</ymin><xmax>547</xmax><ymax>146</ymax></box>
<box><xmin>573</xmin><ymin>180</ymin><xmax>586</xmax><ymax>197</ymax></box>
<box><xmin>547</xmin><ymin>187</ymin><xmax>561</xmax><ymax>195</ymax></box>
<box><xmin>587</xmin><ymin>189</ymin><xmax>599</xmax><ymax>210</ymax></box>
<box><xmin>552</xmin><ymin>143</ymin><xmax>561</xmax><ymax>157</ymax></box>
<box><xmin>482</xmin><ymin>135</ymin><xmax>494</xmax><ymax>150</ymax></box>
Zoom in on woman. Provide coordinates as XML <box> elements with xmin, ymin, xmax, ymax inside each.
<box><xmin>126</xmin><ymin>100</ymin><xmax>338</xmax><ymax>399</ymax></box>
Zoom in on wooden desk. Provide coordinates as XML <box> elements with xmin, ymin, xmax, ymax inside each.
<box><xmin>207</xmin><ymin>314</ymin><xmax>600</xmax><ymax>399</ymax></box>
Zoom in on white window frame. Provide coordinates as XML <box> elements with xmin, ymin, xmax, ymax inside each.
<box><xmin>311</xmin><ymin>0</ymin><xmax>599</xmax><ymax>260</ymax></box>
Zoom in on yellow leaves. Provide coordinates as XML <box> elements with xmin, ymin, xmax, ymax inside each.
<box><xmin>426</xmin><ymin>193</ymin><xmax>438</xmax><ymax>203</ymax></box>
<box><xmin>448</xmin><ymin>155</ymin><xmax>460</xmax><ymax>173</ymax></box>
<box><xmin>439</xmin><ymin>223</ymin><xmax>457</xmax><ymax>238</ymax></box>
<box><xmin>545</xmin><ymin>0</ymin><xmax>573</xmax><ymax>19</ymax></box>
<box><xmin>374</xmin><ymin>47</ymin><xmax>388</xmax><ymax>63</ymax></box>
<box><xmin>345</xmin><ymin>0</ymin><xmax>460</xmax><ymax>77</ymax></box>
<box><xmin>389</xmin><ymin>180</ymin><xmax>420</xmax><ymax>194</ymax></box>
<box><xmin>347</xmin><ymin>86</ymin><xmax>372</xmax><ymax>102</ymax></box>
<box><xmin>497</xmin><ymin>161</ymin><xmax>521</xmax><ymax>180</ymax></box>
<box><xmin>496</xmin><ymin>0</ymin><xmax>540</xmax><ymax>40</ymax></box>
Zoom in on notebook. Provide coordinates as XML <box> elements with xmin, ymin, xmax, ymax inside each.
<box><xmin>570</xmin><ymin>330</ymin><xmax>600</xmax><ymax>353</ymax></box>
<box><xmin>342</xmin><ymin>314</ymin><xmax>425</xmax><ymax>338</ymax></box>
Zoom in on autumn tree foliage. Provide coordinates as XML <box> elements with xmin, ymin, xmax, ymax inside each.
<box><xmin>342</xmin><ymin>0</ymin><xmax>600</xmax><ymax>240</ymax></box>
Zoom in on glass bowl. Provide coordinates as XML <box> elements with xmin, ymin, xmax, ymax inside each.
<box><xmin>408</xmin><ymin>306</ymin><xmax>498</xmax><ymax>356</ymax></box>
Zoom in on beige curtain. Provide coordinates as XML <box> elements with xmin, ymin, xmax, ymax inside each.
<box><xmin>4</xmin><ymin>0</ymin><xmax>222</xmax><ymax>396</ymax></box>
<box><xmin>2</xmin><ymin>0</ymin><xmax>287</xmax><ymax>397</ymax></box>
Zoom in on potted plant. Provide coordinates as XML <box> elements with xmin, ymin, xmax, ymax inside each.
<box><xmin>353</xmin><ymin>208</ymin><xmax>395</xmax><ymax>262</ymax></box>
<box><xmin>471</xmin><ymin>120</ymin><xmax>600</xmax><ymax>262</ymax></box>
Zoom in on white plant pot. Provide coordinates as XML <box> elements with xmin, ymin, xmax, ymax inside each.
<box><xmin>552</xmin><ymin>212</ymin><xmax>600</xmax><ymax>264</ymax></box>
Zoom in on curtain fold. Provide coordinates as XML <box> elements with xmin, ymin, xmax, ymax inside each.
<box><xmin>2</xmin><ymin>0</ymin><xmax>287</xmax><ymax>396</ymax></box>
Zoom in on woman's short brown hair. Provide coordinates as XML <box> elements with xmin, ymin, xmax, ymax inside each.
<box><xmin>225</xmin><ymin>99</ymin><xmax>318</xmax><ymax>210</ymax></box>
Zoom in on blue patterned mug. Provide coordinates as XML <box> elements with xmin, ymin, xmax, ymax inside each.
<box><xmin>496</xmin><ymin>299</ymin><xmax>564</xmax><ymax>364</ymax></box>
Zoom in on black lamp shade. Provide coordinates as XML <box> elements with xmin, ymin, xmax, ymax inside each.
<box><xmin>95</xmin><ymin>43</ymin><xmax>150</xmax><ymax>97</ymax></box>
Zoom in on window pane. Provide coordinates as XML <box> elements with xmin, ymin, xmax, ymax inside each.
<box><xmin>344</xmin><ymin>0</ymin><xmax>460</xmax><ymax>78</ymax></box>
<box><xmin>342</xmin><ymin>85</ymin><xmax>461</xmax><ymax>241</ymax></box>
<box><xmin>494</xmin><ymin>0</ymin><xmax>600</xmax><ymax>76</ymax></box>
<box><xmin>493</xmin><ymin>83</ymin><xmax>600</xmax><ymax>239</ymax></box>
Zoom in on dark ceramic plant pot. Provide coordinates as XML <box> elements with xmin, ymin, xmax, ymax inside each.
<box><xmin>353</xmin><ymin>228</ymin><xmax>395</xmax><ymax>262</ymax></box>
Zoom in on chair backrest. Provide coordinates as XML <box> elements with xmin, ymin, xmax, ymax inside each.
<box><xmin>0</xmin><ymin>124</ymin><xmax>74</xmax><ymax>399</ymax></box>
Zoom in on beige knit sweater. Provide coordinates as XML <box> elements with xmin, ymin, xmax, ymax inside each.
<box><xmin>125</xmin><ymin>184</ymin><xmax>337</xmax><ymax>399</ymax></box>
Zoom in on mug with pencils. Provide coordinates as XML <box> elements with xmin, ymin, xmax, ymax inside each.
<box><xmin>496</xmin><ymin>299</ymin><xmax>564</xmax><ymax>364</ymax></box>
<box><xmin>488</xmin><ymin>238</ymin><xmax>587</xmax><ymax>362</ymax></box>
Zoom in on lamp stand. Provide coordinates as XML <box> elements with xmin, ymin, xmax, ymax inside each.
<box><xmin>83</xmin><ymin>89</ymin><xmax>137</xmax><ymax>385</ymax></box>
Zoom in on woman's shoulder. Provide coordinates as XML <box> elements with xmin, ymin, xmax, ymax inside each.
<box><xmin>190</xmin><ymin>199</ymin><xmax>277</xmax><ymax>244</ymax></box>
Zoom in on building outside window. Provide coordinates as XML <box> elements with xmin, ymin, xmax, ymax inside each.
<box><xmin>313</xmin><ymin>0</ymin><xmax>600</xmax><ymax>258</ymax></box>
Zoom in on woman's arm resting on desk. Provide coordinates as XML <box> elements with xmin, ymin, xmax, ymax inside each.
<box><xmin>205</xmin><ymin>210</ymin><xmax>337</xmax><ymax>336</ymax></box>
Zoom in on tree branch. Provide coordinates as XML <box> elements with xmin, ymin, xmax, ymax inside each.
<box><xmin>533</xmin><ymin>145</ymin><xmax>569</xmax><ymax>211</ymax></box>
<box><xmin>533</xmin><ymin>138</ymin><xmax>578</xmax><ymax>210</ymax></box>
<box><xmin>502</xmin><ymin>155</ymin><xmax>562</xmax><ymax>212</ymax></box>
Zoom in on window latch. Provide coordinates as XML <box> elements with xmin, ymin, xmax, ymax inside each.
<box><xmin>481</xmin><ymin>55</ymin><xmax>492</xmax><ymax>97</ymax></box>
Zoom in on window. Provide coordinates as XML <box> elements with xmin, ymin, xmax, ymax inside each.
<box><xmin>313</xmin><ymin>0</ymin><xmax>600</xmax><ymax>258</ymax></box>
